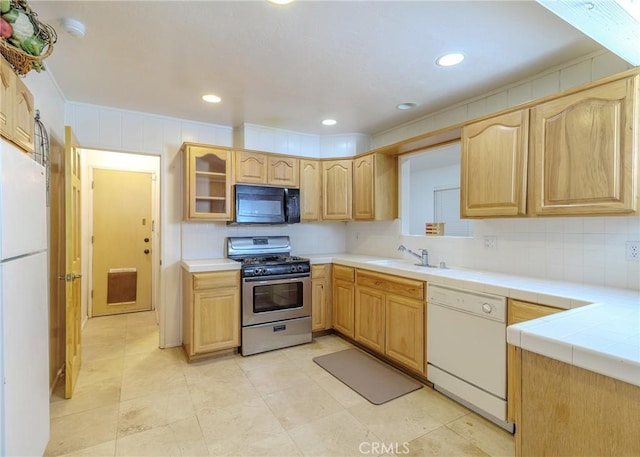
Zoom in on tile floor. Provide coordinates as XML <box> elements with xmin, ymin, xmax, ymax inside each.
<box><xmin>46</xmin><ymin>311</ymin><xmax>515</xmax><ymax>457</ymax></box>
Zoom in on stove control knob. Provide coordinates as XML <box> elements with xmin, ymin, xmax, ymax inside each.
<box><xmin>290</xmin><ymin>265</ymin><xmax>297</xmax><ymax>273</ymax></box>
<box><xmin>297</xmin><ymin>264</ymin><xmax>304</xmax><ymax>272</ymax></box>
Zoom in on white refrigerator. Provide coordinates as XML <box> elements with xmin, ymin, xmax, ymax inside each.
<box><xmin>0</xmin><ymin>140</ymin><xmax>49</xmax><ymax>456</ymax></box>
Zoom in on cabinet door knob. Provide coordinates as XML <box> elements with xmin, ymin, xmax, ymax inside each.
<box><xmin>144</xmin><ymin>249</ymin><xmax>150</xmax><ymax>254</ymax></box>
<box><xmin>144</xmin><ymin>238</ymin><xmax>150</xmax><ymax>243</ymax></box>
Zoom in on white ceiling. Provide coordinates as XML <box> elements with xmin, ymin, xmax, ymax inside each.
<box><xmin>29</xmin><ymin>1</ymin><xmax>603</xmax><ymax>136</ymax></box>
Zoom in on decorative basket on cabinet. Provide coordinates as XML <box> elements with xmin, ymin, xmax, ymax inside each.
<box><xmin>0</xmin><ymin>0</ymin><xmax>56</xmax><ymax>75</ymax></box>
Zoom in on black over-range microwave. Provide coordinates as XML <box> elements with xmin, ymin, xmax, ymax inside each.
<box><xmin>232</xmin><ymin>184</ymin><xmax>300</xmax><ymax>225</ymax></box>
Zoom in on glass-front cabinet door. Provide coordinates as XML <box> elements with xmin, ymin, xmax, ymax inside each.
<box><xmin>182</xmin><ymin>143</ymin><xmax>232</xmax><ymax>220</ymax></box>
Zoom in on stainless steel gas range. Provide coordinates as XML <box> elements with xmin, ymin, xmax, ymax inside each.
<box><xmin>227</xmin><ymin>236</ymin><xmax>312</xmax><ymax>356</ymax></box>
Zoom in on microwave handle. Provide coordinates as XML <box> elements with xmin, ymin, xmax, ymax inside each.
<box><xmin>285</xmin><ymin>188</ymin><xmax>300</xmax><ymax>223</ymax></box>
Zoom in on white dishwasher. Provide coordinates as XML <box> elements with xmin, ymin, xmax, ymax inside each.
<box><xmin>427</xmin><ymin>283</ymin><xmax>514</xmax><ymax>432</ymax></box>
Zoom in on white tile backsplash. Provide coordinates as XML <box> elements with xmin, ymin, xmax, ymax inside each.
<box><xmin>346</xmin><ymin>216</ymin><xmax>640</xmax><ymax>290</ymax></box>
<box><xmin>181</xmin><ymin>221</ymin><xmax>347</xmax><ymax>260</ymax></box>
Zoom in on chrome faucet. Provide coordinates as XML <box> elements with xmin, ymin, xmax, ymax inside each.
<box><xmin>398</xmin><ymin>245</ymin><xmax>429</xmax><ymax>267</ymax></box>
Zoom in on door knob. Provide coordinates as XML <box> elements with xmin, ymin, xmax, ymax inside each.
<box><xmin>144</xmin><ymin>249</ymin><xmax>150</xmax><ymax>254</ymax></box>
<box><xmin>144</xmin><ymin>238</ymin><xmax>149</xmax><ymax>243</ymax></box>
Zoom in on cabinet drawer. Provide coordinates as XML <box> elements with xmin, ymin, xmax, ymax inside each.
<box><xmin>193</xmin><ymin>270</ymin><xmax>240</xmax><ymax>290</ymax></box>
<box><xmin>312</xmin><ymin>264</ymin><xmax>329</xmax><ymax>279</ymax></box>
<box><xmin>333</xmin><ymin>264</ymin><xmax>355</xmax><ymax>283</ymax></box>
<box><xmin>508</xmin><ymin>299</ymin><xmax>562</xmax><ymax>325</ymax></box>
<box><xmin>356</xmin><ymin>270</ymin><xmax>424</xmax><ymax>301</ymax></box>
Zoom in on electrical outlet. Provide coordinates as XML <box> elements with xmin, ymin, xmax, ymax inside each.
<box><xmin>626</xmin><ymin>241</ymin><xmax>640</xmax><ymax>261</ymax></box>
<box><xmin>483</xmin><ymin>236</ymin><xmax>497</xmax><ymax>250</ymax></box>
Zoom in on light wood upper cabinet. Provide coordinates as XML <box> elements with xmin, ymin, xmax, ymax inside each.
<box><xmin>300</xmin><ymin>159</ymin><xmax>321</xmax><ymax>221</ymax></box>
<box><xmin>0</xmin><ymin>58</ymin><xmax>34</xmax><ymax>152</ymax></box>
<box><xmin>13</xmin><ymin>77</ymin><xmax>34</xmax><ymax>152</ymax></box>
<box><xmin>235</xmin><ymin>150</ymin><xmax>299</xmax><ymax>187</ymax></box>
<box><xmin>268</xmin><ymin>155</ymin><xmax>299</xmax><ymax>187</ymax></box>
<box><xmin>461</xmin><ymin>109</ymin><xmax>529</xmax><ymax>217</ymax></box>
<box><xmin>235</xmin><ymin>150</ymin><xmax>267</xmax><ymax>184</ymax></box>
<box><xmin>353</xmin><ymin>153</ymin><xmax>398</xmax><ymax>221</ymax></box>
<box><xmin>311</xmin><ymin>264</ymin><xmax>331</xmax><ymax>332</ymax></box>
<box><xmin>183</xmin><ymin>143</ymin><xmax>232</xmax><ymax>221</ymax></box>
<box><xmin>530</xmin><ymin>74</ymin><xmax>639</xmax><ymax>215</ymax></box>
<box><xmin>0</xmin><ymin>59</ymin><xmax>15</xmax><ymax>141</ymax></box>
<box><xmin>322</xmin><ymin>159</ymin><xmax>352</xmax><ymax>220</ymax></box>
<box><xmin>182</xmin><ymin>270</ymin><xmax>240</xmax><ymax>361</ymax></box>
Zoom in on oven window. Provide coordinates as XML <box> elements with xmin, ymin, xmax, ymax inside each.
<box><xmin>253</xmin><ymin>282</ymin><xmax>303</xmax><ymax>313</ymax></box>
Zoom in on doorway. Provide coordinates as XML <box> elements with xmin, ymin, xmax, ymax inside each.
<box><xmin>81</xmin><ymin>150</ymin><xmax>160</xmax><ymax>323</ymax></box>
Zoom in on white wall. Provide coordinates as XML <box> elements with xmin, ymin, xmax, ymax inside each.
<box><xmin>23</xmin><ymin>49</ymin><xmax>638</xmax><ymax>352</ymax></box>
<box><xmin>408</xmin><ymin>164</ymin><xmax>460</xmax><ymax>235</ymax></box>
<box><xmin>372</xmin><ymin>50</ymin><xmax>632</xmax><ymax>148</ymax></box>
<box><xmin>235</xmin><ymin>122</ymin><xmax>371</xmax><ymax>157</ymax></box>
<box><xmin>347</xmin><ymin>50</ymin><xmax>639</xmax><ymax>291</ymax></box>
<box><xmin>65</xmin><ymin>102</ymin><xmax>234</xmax><ymax>348</ymax></box>
<box><xmin>62</xmin><ymin>105</ymin><xmax>349</xmax><ymax>347</ymax></box>
<box><xmin>24</xmin><ymin>70</ymin><xmax>66</xmax><ymax>144</ymax></box>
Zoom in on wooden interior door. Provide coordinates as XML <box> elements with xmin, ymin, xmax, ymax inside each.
<box><xmin>48</xmin><ymin>134</ymin><xmax>66</xmax><ymax>391</ymax></box>
<box><xmin>64</xmin><ymin>126</ymin><xmax>82</xmax><ymax>399</ymax></box>
<box><xmin>91</xmin><ymin>169</ymin><xmax>153</xmax><ymax>316</ymax></box>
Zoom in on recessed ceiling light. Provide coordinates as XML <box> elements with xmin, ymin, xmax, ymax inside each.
<box><xmin>267</xmin><ymin>0</ymin><xmax>294</xmax><ymax>4</ymax></box>
<box><xmin>436</xmin><ymin>53</ymin><xmax>465</xmax><ymax>67</ymax></box>
<box><xmin>202</xmin><ymin>94</ymin><xmax>221</xmax><ymax>103</ymax></box>
<box><xmin>322</xmin><ymin>119</ymin><xmax>337</xmax><ymax>126</ymax></box>
<box><xmin>396</xmin><ymin>103</ymin><xmax>417</xmax><ymax>110</ymax></box>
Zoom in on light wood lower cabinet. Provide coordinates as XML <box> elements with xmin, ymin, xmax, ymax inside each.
<box><xmin>354</xmin><ymin>286</ymin><xmax>385</xmax><ymax>353</ymax></box>
<box><xmin>182</xmin><ymin>269</ymin><xmax>240</xmax><ymax>361</ymax></box>
<box><xmin>332</xmin><ymin>265</ymin><xmax>355</xmax><ymax>338</ymax></box>
<box><xmin>311</xmin><ymin>264</ymin><xmax>331</xmax><ymax>331</ymax></box>
<box><xmin>385</xmin><ymin>294</ymin><xmax>425</xmax><ymax>374</ymax></box>
<box><xmin>354</xmin><ymin>269</ymin><xmax>426</xmax><ymax>375</ymax></box>
<box><xmin>518</xmin><ymin>351</ymin><xmax>640</xmax><ymax>457</ymax></box>
<box><xmin>507</xmin><ymin>299</ymin><xmax>562</xmax><ymax>424</ymax></box>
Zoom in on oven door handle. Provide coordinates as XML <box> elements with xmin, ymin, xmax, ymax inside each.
<box><xmin>243</xmin><ymin>273</ymin><xmax>310</xmax><ymax>282</ymax></box>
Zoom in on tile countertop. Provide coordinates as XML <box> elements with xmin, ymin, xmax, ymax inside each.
<box><xmin>181</xmin><ymin>254</ymin><xmax>640</xmax><ymax>387</ymax></box>
<box><xmin>306</xmin><ymin>253</ymin><xmax>640</xmax><ymax>388</ymax></box>
<box><xmin>181</xmin><ymin>258</ymin><xmax>241</xmax><ymax>273</ymax></box>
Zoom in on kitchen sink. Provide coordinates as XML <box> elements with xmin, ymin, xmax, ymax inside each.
<box><xmin>367</xmin><ymin>259</ymin><xmax>438</xmax><ymax>269</ymax></box>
